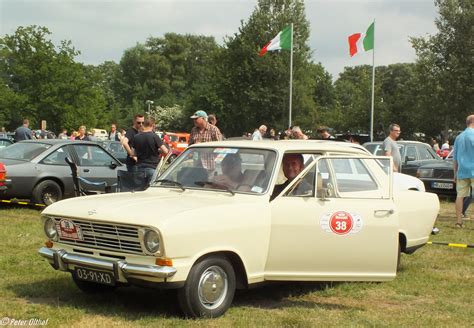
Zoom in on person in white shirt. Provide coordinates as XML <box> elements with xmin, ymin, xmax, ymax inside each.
<box><xmin>252</xmin><ymin>125</ymin><xmax>267</xmax><ymax>141</ymax></box>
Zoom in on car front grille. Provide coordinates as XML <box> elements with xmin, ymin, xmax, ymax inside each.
<box><xmin>52</xmin><ymin>217</ymin><xmax>143</xmax><ymax>255</ymax></box>
<box><xmin>433</xmin><ymin>168</ymin><xmax>454</xmax><ymax>179</ymax></box>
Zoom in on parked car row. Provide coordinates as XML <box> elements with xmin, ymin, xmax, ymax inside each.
<box><xmin>363</xmin><ymin>140</ymin><xmax>456</xmax><ymax>196</ymax></box>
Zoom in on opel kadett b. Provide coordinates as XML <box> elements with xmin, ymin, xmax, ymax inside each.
<box><xmin>39</xmin><ymin>140</ymin><xmax>439</xmax><ymax>318</ymax></box>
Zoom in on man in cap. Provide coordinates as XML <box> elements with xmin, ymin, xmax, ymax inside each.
<box><xmin>189</xmin><ymin>110</ymin><xmax>222</xmax><ymax>145</ymax></box>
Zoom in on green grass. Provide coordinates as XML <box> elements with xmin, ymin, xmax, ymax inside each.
<box><xmin>0</xmin><ymin>201</ymin><xmax>473</xmax><ymax>327</ymax></box>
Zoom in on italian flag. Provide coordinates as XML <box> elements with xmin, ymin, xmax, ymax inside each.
<box><xmin>348</xmin><ymin>22</ymin><xmax>374</xmax><ymax>57</ymax></box>
<box><xmin>259</xmin><ymin>25</ymin><xmax>292</xmax><ymax>57</ymax></box>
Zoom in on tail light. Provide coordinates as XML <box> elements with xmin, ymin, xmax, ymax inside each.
<box><xmin>0</xmin><ymin>162</ymin><xmax>6</xmax><ymax>187</ymax></box>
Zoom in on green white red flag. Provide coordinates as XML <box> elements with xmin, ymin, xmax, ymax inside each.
<box><xmin>348</xmin><ymin>22</ymin><xmax>374</xmax><ymax>57</ymax></box>
<box><xmin>259</xmin><ymin>26</ymin><xmax>292</xmax><ymax>57</ymax></box>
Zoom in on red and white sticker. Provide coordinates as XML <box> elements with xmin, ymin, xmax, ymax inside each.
<box><xmin>320</xmin><ymin>211</ymin><xmax>363</xmax><ymax>235</ymax></box>
<box><xmin>56</xmin><ymin>219</ymin><xmax>84</xmax><ymax>241</ymax></box>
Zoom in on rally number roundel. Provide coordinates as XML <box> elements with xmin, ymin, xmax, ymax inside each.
<box><xmin>320</xmin><ymin>211</ymin><xmax>363</xmax><ymax>235</ymax></box>
<box><xmin>329</xmin><ymin>211</ymin><xmax>353</xmax><ymax>235</ymax></box>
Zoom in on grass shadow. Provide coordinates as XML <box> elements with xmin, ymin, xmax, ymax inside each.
<box><xmin>233</xmin><ymin>281</ymin><xmax>353</xmax><ymax>311</ymax></box>
<box><xmin>7</xmin><ymin>276</ymin><xmax>181</xmax><ymax>320</ymax></box>
<box><xmin>7</xmin><ymin>276</ymin><xmax>353</xmax><ymax>319</ymax></box>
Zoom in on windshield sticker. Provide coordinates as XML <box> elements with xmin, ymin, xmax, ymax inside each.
<box><xmin>251</xmin><ymin>186</ymin><xmax>263</xmax><ymax>193</ymax></box>
<box><xmin>214</xmin><ymin>153</ymin><xmax>227</xmax><ymax>162</ymax></box>
<box><xmin>320</xmin><ymin>211</ymin><xmax>363</xmax><ymax>235</ymax></box>
<box><xmin>213</xmin><ymin>148</ymin><xmax>238</xmax><ymax>154</ymax></box>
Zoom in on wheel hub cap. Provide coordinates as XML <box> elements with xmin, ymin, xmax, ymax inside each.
<box><xmin>198</xmin><ymin>265</ymin><xmax>228</xmax><ymax>309</ymax></box>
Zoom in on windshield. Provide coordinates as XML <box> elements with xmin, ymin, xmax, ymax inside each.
<box><xmin>154</xmin><ymin>147</ymin><xmax>277</xmax><ymax>194</ymax></box>
<box><xmin>0</xmin><ymin>142</ymin><xmax>51</xmax><ymax>160</ymax></box>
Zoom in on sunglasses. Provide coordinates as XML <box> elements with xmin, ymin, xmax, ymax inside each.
<box><xmin>136</xmin><ymin>122</ymin><xmax>144</xmax><ymax>125</ymax></box>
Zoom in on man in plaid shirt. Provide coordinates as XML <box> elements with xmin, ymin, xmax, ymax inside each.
<box><xmin>189</xmin><ymin>110</ymin><xmax>223</xmax><ymax>170</ymax></box>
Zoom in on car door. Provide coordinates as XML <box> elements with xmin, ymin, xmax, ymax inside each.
<box><xmin>401</xmin><ymin>144</ymin><xmax>418</xmax><ymax>176</ymax></box>
<box><xmin>70</xmin><ymin>143</ymin><xmax>121</xmax><ymax>191</ymax></box>
<box><xmin>266</xmin><ymin>155</ymin><xmax>398</xmax><ymax>281</ymax></box>
<box><xmin>38</xmin><ymin>145</ymin><xmax>76</xmax><ymax>197</ymax></box>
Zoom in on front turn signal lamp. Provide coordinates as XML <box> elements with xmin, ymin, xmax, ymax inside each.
<box><xmin>156</xmin><ymin>257</ymin><xmax>173</xmax><ymax>267</ymax></box>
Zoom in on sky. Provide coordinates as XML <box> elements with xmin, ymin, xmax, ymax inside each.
<box><xmin>0</xmin><ymin>0</ymin><xmax>439</xmax><ymax>79</ymax></box>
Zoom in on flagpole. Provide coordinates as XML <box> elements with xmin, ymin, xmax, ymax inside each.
<box><xmin>288</xmin><ymin>23</ymin><xmax>294</xmax><ymax>128</ymax></box>
<box><xmin>370</xmin><ymin>19</ymin><xmax>375</xmax><ymax>142</ymax></box>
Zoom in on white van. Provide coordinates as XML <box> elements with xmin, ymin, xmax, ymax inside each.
<box><xmin>92</xmin><ymin>128</ymin><xmax>108</xmax><ymax>141</ymax></box>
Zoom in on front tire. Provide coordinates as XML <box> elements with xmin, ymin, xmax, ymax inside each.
<box><xmin>32</xmin><ymin>180</ymin><xmax>62</xmax><ymax>205</ymax></box>
<box><xmin>177</xmin><ymin>256</ymin><xmax>236</xmax><ymax>318</ymax></box>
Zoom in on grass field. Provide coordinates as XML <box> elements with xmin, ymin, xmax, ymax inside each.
<box><xmin>0</xmin><ymin>201</ymin><xmax>472</xmax><ymax>327</ymax></box>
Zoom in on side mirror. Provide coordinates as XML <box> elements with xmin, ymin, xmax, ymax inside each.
<box><xmin>109</xmin><ymin>161</ymin><xmax>118</xmax><ymax>169</ymax></box>
<box><xmin>405</xmin><ymin>155</ymin><xmax>416</xmax><ymax>163</ymax></box>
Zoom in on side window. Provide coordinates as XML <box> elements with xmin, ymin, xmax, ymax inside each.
<box><xmin>418</xmin><ymin>145</ymin><xmax>436</xmax><ymax>160</ymax></box>
<box><xmin>283</xmin><ymin>153</ymin><xmax>319</xmax><ymax>198</ymax></box>
<box><xmin>286</xmin><ymin>165</ymin><xmax>316</xmax><ymax>198</ymax></box>
<box><xmin>73</xmin><ymin>144</ymin><xmax>116</xmax><ymax>166</ymax></box>
<box><xmin>406</xmin><ymin>146</ymin><xmax>417</xmax><ymax>160</ymax></box>
<box><xmin>41</xmin><ymin>146</ymin><xmax>71</xmax><ymax>165</ymax></box>
<box><xmin>331</xmin><ymin>158</ymin><xmax>378</xmax><ymax>193</ymax></box>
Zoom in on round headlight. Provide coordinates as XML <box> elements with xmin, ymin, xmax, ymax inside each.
<box><xmin>144</xmin><ymin>230</ymin><xmax>160</xmax><ymax>253</ymax></box>
<box><xmin>44</xmin><ymin>218</ymin><xmax>58</xmax><ymax>241</ymax></box>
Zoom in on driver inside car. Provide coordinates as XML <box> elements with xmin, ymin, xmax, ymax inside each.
<box><xmin>270</xmin><ymin>153</ymin><xmax>312</xmax><ymax>200</ymax></box>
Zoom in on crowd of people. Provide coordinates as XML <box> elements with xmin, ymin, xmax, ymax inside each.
<box><xmin>8</xmin><ymin>112</ymin><xmax>473</xmax><ymax>226</ymax></box>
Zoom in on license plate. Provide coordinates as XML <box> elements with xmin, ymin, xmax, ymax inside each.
<box><xmin>74</xmin><ymin>267</ymin><xmax>115</xmax><ymax>286</ymax></box>
<box><xmin>432</xmin><ymin>182</ymin><xmax>454</xmax><ymax>189</ymax></box>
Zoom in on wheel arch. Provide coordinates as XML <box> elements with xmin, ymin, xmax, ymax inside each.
<box><xmin>34</xmin><ymin>176</ymin><xmax>66</xmax><ymax>195</ymax></box>
<box><xmin>398</xmin><ymin>232</ymin><xmax>407</xmax><ymax>253</ymax></box>
<box><xmin>194</xmin><ymin>251</ymin><xmax>248</xmax><ymax>290</ymax></box>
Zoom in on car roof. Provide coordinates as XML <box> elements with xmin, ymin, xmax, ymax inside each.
<box><xmin>17</xmin><ymin>139</ymin><xmax>105</xmax><ymax>147</ymax></box>
<box><xmin>190</xmin><ymin>139</ymin><xmax>370</xmax><ymax>155</ymax></box>
<box><xmin>363</xmin><ymin>140</ymin><xmax>429</xmax><ymax>146</ymax></box>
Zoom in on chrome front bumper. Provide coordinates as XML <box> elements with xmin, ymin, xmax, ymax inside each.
<box><xmin>38</xmin><ymin>247</ymin><xmax>176</xmax><ymax>280</ymax></box>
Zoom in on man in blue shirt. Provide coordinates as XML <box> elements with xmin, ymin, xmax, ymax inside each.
<box><xmin>453</xmin><ymin>114</ymin><xmax>474</xmax><ymax>228</ymax></box>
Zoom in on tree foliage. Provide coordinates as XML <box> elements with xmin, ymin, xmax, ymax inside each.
<box><xmin>0</xmin><ymin>26</ymin><xmax>107</xmax><ymax>132</ymax></box>
<box><xmin>410</xmin><ymin>0</ymin><xmax>473</xmax><ymax>137</ymax></box>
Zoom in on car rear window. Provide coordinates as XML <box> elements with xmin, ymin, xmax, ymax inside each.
<box><xmin>0</xmin><ymin>142</ymin><xmax>51</xmax><ymax>160</ymax></box>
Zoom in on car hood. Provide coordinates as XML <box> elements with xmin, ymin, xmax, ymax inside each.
<box><xmin>417</xmin><ymin>161</ymin><xmax>454</xmax><ymax>169</ymax></box>
<box><xmin>42</xmin><ymin>187</ymin><xmax>262</xmax><ymax>227</ymax></box>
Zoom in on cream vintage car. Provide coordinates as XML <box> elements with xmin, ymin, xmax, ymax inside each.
<box><xmin>39</xmin><ymin>140</ymin><xmax>439</xmax><ymax>318</ymax></box>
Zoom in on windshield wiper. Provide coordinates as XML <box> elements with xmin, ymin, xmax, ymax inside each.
<box><xmin>195</xmin><ymin>181</ymin><xmax>235</xmax><ymax>196</ymax></box>
<box><xmin>155</xmin><ymin>179</ymin><xmax>185</xmax><ymax>191</ymax></box>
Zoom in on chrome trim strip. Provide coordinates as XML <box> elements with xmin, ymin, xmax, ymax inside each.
<box><xmin>38</xmin><ymin>247</ymin><xmax>176</xmax><ymax>279</ymax></box>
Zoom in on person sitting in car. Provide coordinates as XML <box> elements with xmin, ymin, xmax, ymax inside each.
<box><xmin>212</xmin><ymin>153</ymin><xmax>245</xmax><ymax>190</ymax></box>
<box><xmin>271</xmin><ymin>153</ymin><xmax>312</xmax><ymax>200</ymax></box>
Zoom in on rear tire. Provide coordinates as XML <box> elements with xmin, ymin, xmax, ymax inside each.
<box><xmin>32</xmin><ymin>180</ymin><xmax>62</xmax><ymax>205</ymax></box>
<box><xmin>177</xmin><ymin>256</ymin><xmax>235</xmax><ymax>318</ymax></box>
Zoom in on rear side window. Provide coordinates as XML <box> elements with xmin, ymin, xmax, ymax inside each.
<box><xmin>41</xmin><ymin>146</ymin><xmax>71</xmax><ymax>165</ymax></box>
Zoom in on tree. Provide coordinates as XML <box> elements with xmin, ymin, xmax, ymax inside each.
<box><xmin>410</xmin><ymin>0</ymin><xmax>473</xmax><ymax>137</ymax></box>
<box><xmin>0</xmin><ymin>25</ymin><xmax>107</xmax><ymax>133</ymax></box>
<box><xmin>196</xmin><ymin>0</ymin><xmax>317</xmax><ymax>136</ymax></box>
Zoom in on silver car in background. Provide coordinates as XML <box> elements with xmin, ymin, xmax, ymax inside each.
<box><xmin>0</xmin><ymin>140</ymin><xmax>123</xmax><ymax>205</ymax></box>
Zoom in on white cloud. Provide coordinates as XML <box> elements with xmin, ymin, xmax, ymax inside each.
<box><xmin>0</xmin><ymin>0</ymin><xmax>438</xmax><ymax>77</ymax></box>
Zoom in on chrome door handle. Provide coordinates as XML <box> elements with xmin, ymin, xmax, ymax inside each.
<box><xmin>374</xmin><ymin>209</ymin><xmax>394</xmax><ymax>215</ymax></box>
